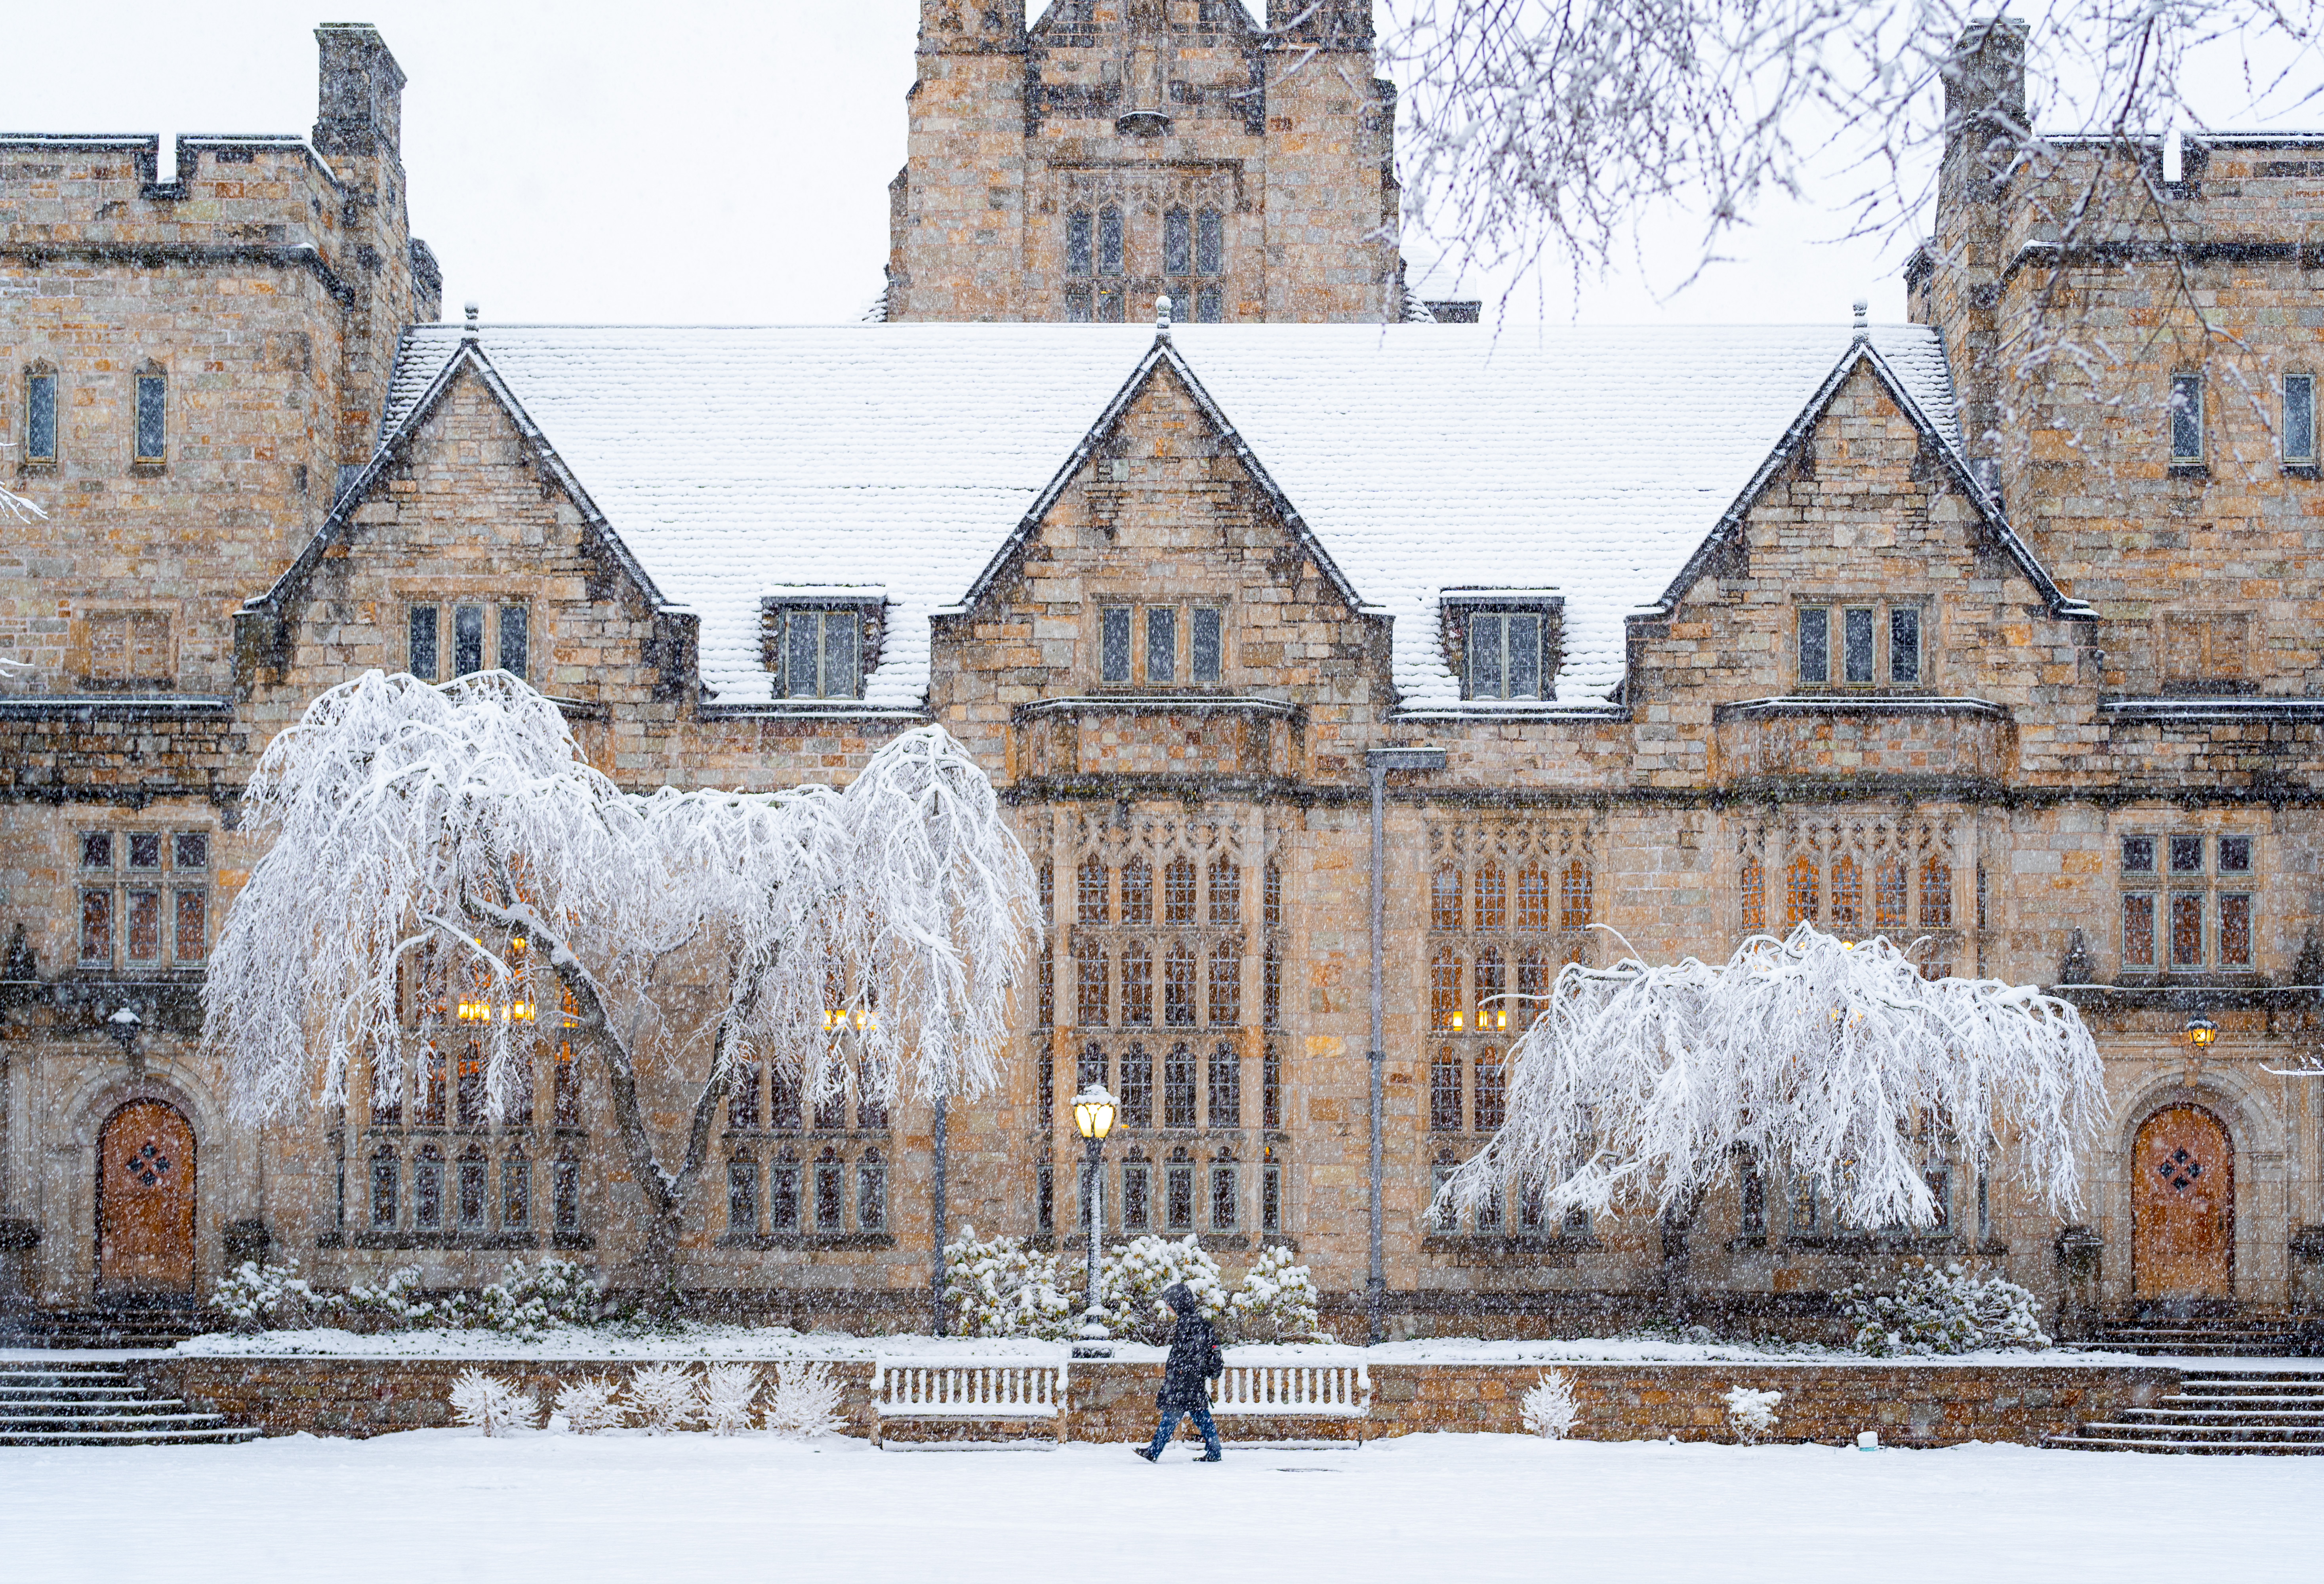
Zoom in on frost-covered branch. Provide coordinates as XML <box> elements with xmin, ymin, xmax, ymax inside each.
<box><xmin>1442</xmin><ymin>925</ymin><xmax>2106</xmax><ymax>1231</ymax></box>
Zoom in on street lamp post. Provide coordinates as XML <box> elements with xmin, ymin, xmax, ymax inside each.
<box><xmin>1365</xmin><ymin>744</ymin><xmax>1445</xmax><ymax>1346</ymax></box>
<box><xmin>107</xmin><ymin>1006</ymin><xmax>142</xmax><ymax>1065</ymax></box>
<box><xmin>1069</xmin><ymin>1083</ymin><xmax>1117</xmax><ymax>1359</ymax></box>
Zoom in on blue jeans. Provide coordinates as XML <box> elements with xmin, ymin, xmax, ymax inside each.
<box><xmin>1146</xmin><ymin>1399</ymin><xmax>1221</xmax><ymax>1458</ymax></box>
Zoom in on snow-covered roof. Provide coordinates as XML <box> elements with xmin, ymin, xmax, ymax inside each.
<box><xmin>373</xmin><ymin>320</ymin><xmax>1977</xmax><ymax>710</ymax></box>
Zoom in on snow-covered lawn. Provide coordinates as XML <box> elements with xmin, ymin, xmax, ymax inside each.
<box><xmin>6</xmin><ymin>1431</ymin><xmax>2320</xmax><ymax>1583</ymax></box>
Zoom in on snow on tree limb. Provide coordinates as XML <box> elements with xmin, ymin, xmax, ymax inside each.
<box><xmin>1442</xmin><ymin>925</ymin><xmax>2105</xmax><ymax>1230</ymax></box>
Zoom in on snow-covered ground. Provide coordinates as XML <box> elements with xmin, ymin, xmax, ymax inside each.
<box><xmin>4</xmin><ymin>1430</ymin><xmax>2320</xmax><ymax>1582</ymax></box>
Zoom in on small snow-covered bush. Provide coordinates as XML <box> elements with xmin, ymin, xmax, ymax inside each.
<box><xmin>701</xmin><ymin>1364</ymin><xmax>761</xmax><ymax>1436</ymax></box>
<box><xmin>553</xmin><ymin>1376</ymin><xmax>627</xmax><ymax>1434</ymax></box>
<box><xmin>1226</xmin><ymin>1246</ymin><xmax>1332</xmax><ymax>1342</ymax></box>
<box><xmin>763</xmin><ymin>1361</ymin><xmax>846</xmax><ymax>1440</ymax></box>
<box><xmin>1842</xmin><ymin>1259</ymin><xmax>2050</xmax><ymax>1356</ymax></box>
<box><xmin>337</xmin><ymin>1265</ymin><xmax>442</xmax><ymax>1331</ymax></box>
<box><xmin>448</xmin><ymin>1369</ymin><xmax>538</xmax><ymax>1436</ymax></box>
<box><xmin>1521</xmin><ymin>1369</ymin><xmax>1580</xmax><ymax>1439</ymax></box>
<box><xmin>944</xmin><ymin>1226</ymin><xmax>1076</xmax><ymax>1340</ymax></box>
<box><xmin>627</xmin><ymin>1363</ymin><xmax>700</xmax><ymax>1434</ymax></box>
<box><xmin>214</xmin><ymin>1260</ymin><xmax>320</xmax><ymax>1331</ymax></box>
<box><xmin>1723</xmin><ymin>1385</ymin><xmax>1783</xmax><ymax>1443</ymax></box>
<box><xmin>1101</xmin><ymin>1235</ymin><xmax>1227</xmax><ymax>1344</ymax></box>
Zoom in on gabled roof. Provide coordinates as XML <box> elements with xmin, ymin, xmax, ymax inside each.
<box><xmin>353</xmin><ymin>319</ymin><xmax>2021</xmax><ymax>710</ymax></box>
<box><xmin>1646</xmin><ymin>334</ymin><xmax>2094</xmax><ymax>624</ymax></box>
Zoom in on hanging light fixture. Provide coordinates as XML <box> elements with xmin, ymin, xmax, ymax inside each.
<box><xmin>2185</xmin><ymin>1015</ymin><xmax>2218</xmax><ymax>1050</ymax></box>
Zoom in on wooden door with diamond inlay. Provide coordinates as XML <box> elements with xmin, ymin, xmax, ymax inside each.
<box><xmin>2132</xmin><ymin>1105</ymin><xmax>2233</xmax><ymax>1300</ymax></box>
<box><xmin>97</xmin><ymin>1100</ymin><xmax>196</xmax><ymax>1295</ymax></box>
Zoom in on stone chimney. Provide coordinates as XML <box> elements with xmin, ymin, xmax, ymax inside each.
<box><xmin>1941</xmin><ymin>17</ymin><xmax>2028</xmax><ymax>189</ymax></box>
<box><xmin>313</xmin><ymin>23</ymin><xmax>406</xmax><ymax>162</ymax></box>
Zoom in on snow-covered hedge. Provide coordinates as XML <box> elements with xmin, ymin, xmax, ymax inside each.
<box><xmin>1841</xmin><ymin>1259</ymin><xmax>2050</xmax><ymax>1356</ymax></box>
<box><xmin>1224</xmin><ymin>1246</ymin><xmax>1332</xmax><ymax>1343</ymax></box>
<box><xmin>946</xmin><ymin>1230</ymin><xmax>1316</xmax><ymax>1344</ymax></box>
<box><xmin>943</xmin><ymin>1227</ymin><xmax>1076</xmax><ymax>1340</ymax></box>
<box><xmin>1100</xmin><ymin>1235</ymin><xmax>1227</xmax><ymax>1344</ymax></box>
<box><xmin>215</xmin><ymin>1256</ymin><xmax>604</xmax><ymax>1337</ymax></box>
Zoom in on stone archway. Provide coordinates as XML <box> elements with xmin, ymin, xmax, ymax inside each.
<box><xmin>2131</xmin><ymin>1104</ymin><xmax>2233</xmax><ymax>1307</ymax></box>
<box><xmin>96</xmin><ymin>1099</ymin><xmax>198</xmax><ymax>1300</ymax></box>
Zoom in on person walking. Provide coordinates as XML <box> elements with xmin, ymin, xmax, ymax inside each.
<box><xmin>1136</xmin><ymin>1281</ymin><xmax>1224</xmax><ymax>1462</ymax></box>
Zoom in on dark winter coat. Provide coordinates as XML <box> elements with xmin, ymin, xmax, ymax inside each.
<box><xmin>1156</xmin><ymin>1287</ymin><xmax>1222</xmax><ymax>1411</ymax></box>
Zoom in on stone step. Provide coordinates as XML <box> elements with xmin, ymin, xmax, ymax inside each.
<box><xmin>0</xmin><ymin>1398</ymin><xmax>193</xmax><ymax>1416</ymax></box>
<box><xmin>2045</xmin><ymin>1433</ymin><xmax>2324</xmax><ymax>1455</ymax></box>
<box><xmin>0</xmin><ymin>1410</ymin><xmax>225</xmax><ymax>1430</ymax></box>
<box><xmin>2073</xmin><ymin>1420</ymin><xmax>2324</xmax><ymax>1442</ymax></box>
<box><xmin>0</xmin><ymin>1425</ymin><xmax>260</xmax><ymax>1446</ymax></box>
<box><xmin>2124</xmin><ymin>1406</ymin><xmax>2324</xmax><ymax>1422</ymax></box>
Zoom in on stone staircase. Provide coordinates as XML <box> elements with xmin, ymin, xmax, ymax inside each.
<box><xmin>2047</xmin><ymin>1370</ymin><xmax>2324</xmax><ymax>1455</ymax></box>
<box><xmin>0</xmin><ymin>1361</ymin><xmax>259</xmax><ymax>1445</ymax></box>
<box><xmin>0</xmin><ymin>1306</ymin><xmax>211</xmax><ymax>1350</ymax></box>
<box><xmin>2085</xmin><ymin>1314</ymin><xmax>2313</xmax><ymax>1357</ymax></box>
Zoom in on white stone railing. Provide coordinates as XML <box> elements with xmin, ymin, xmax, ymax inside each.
<box><xmin>1209</xmin><ymin>1362</ymin><xmax>1371</xmax><ymax>1417</ymax></box>
<box><xmin>870</xmin><ymin>1359</ymin><xmax>1067</xmax><ymax>1421</ymax></box>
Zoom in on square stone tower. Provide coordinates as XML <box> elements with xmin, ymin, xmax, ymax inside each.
<box><xmin>886</xmin><ymin>0</ymin><xmax>1404</xmax><ymax>323</ymax></box>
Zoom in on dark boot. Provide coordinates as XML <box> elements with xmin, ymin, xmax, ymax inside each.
<box><xmin>1135</xmin><ymin>1446</ymin><xmax>1159</xmax><ymax>1462</ymax></box>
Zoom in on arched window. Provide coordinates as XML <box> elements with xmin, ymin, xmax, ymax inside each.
<box><xmin>1516</xmin><ymin>866</ymin><xmax>1551</xmax><ymax>931</ymax></box>
<box><xmin>1163</xmin><ymin>940</ymin><xmax>1197</xmax><ymax>1025</ymax></box>
<box><xmin>729</xmin><ymin>1059</ymin><xmax>764</xmax><ymax>1131</ymax></box>
<box><xmin>1078</xmin><ymin>858</ymin><xmax>1110</xmax><ymax>924</ymax></box>
<box><xmin>501</xmin><ymin>1146</ymin><xmax>530</xmax><ymax>1230</ymax></box>
<box><xmin>1430</xmin><ymin>1046</ymin><xmax>1462</xmax><ymax>1132</ymax></box>
<box><xmin>1830</xmin><ymin>855</ymin><xmax>1863</xmax><ymax>931</ymax></box>
<box><xmin>458</xmin><ymin>1144</ymin><xmax>489</xmax><ymax>1230</ymax></box>
<box><xmin>504</xmin><ymin>1043</ymin><xmax>534</xmax><ymax>1129</ymax></box>
<box><xmin>1066</xmin><ymin>209</ymin><xmax>1093</xmax><ymax>277</ymax></box>
<box><xmin>812</xmin><ymin>1072</ymin><xmax>848</xmax><ymax>1133</ymax></box>
<box><xmin>1431</xmin><ymin>867</ymin><xmax>1462</xmax><ymax>932</ymax></box>
<box><xmin>814</xmin><ymin>1146</ymin><xmax>845</xmax><ymax>1231</ymax></box>
<box><xmin>1919</xmin><ymin>856</ymin><xmax>1953</xmax><ymax>926</ymax></box>
<box><xmin>856</xmin><ymin>1060</ymin><xmax>889</xmax><ymax>1131</ymax></box>
<box><xmin>1121</xmin><ymin>857</ymin><xmax>1152</xmax><ymax>923</ymax></box>
<box><xmin>1876</xmin><ymin>862</ymin><xmax>1908</xmax><ymax>929</ymax></box>
<box><xmin>1260</xmin><ymin>1143</ymin><xmax>1283</xmax><ymax>1234</ymax></box>
<box><xmin>1475</xmin><ymin>1049</ymin><xmax>1506</xmax><ymax>1132</ymax></box>
<box><xmin>1119</xmin><ymin>1043</ymin><xmax>1153</xmax><ymax>1128</ymax></box>
<box><xmin>858</xmin><ymin>1148</ymin><xmax>887</xmax><ymax>1232</ymax></box>
<box><xmin>1476</xmin><ymin>864</ymin><xmax>1506</xmax><ymax>930</ymax></box>
<box><xmin>1740</xmin><ymin>853</ymin><xmax>1766</xmax><ymax>931</ymax></box>
<box><xmin>1037</xmin><ymin>951</ymin><xmax>1055</xmax><ymax>1028</ymax></box>
<box><xmin>1517</xmin><ymin>947</ymin><xmax>1549</xmax><ymax>1001</ymax></box>
<box><xmin>552</xmin><ymin>1150</ymin><xmax>582</xmax><ymax>1234</ymax></box>
<box><xmin>1262</xmin><ymin>940</ymin><xmax>1281</xmax><ymax>1029</ymax></box>
<box><xmin>1476</xmin><ymin>948</ymin><xmax>1507</xmax><ymax>1032</ymax></box>
<box><xmin>1076</xmin><ymin>939</ymin><xmax>1109</xmax><ymax>1026</ymax></box>
<box><xmin>1262</xmin><ymin>1043</ymin><xmax>1282</xmax><ymax>1130</ymax></box>
<box><xmin>1163</xmin><ymin>856</ymin><xmax>1197</xmax><ymax>924</ymax></box>
<box><xmin>1163</xmin><ymin>1043</ymin><xmax>1197</xmax><ymax>1129</ymax></box>
<box><xmin>370</xmin><ymin>1055</ymin><xmax>403</xmax><ymax>1128</ymax></box>
<box><xmin>1122</xmin><ymin>939</ymin><xmax>1153</xmax><ymax>1025</ymax></box>
<box><xmin>1431</xmin><ymin>1151</ymin><xmax>1461</xmax><ymax>1232</ymax></box>
<box><xmin>1196</xmin><ymin>208</ymin><xmax>1224</xmax><ymax>274</ymax></box>
<box><xmin>1207</xmin><ymin>1042</ymin><xmax>1240</xmax><ymax>1128</ymax></box>
<box><xmin>370</xmin><ymin>1145</ymin><xmax>399</xmax><ymax>1229</ymax></box>
<box><xmin>1077</xmin><ymin>1042</ymin><xmax>1108</xmax><ymax>1094</ymax></box>
<box><xmin>1165</xmin><ymin>1148</ymin><xmax>1196</xmax><ymax>1231</ymax></box>
<box><xmin>1207</xmin><ymin>937</ymin><xmax>1240</xmax><ymax>1026</ymax></box>
<box><xmin>1430</xmin><ymin>948</ymin><xmax>1463</xmax><ymax>1030</ymax></box>
<box><xmin>770</xmin><ymin>1063</ymin><xmax>803</xmax><ymax>1130</ymax></box>
<box><xmin>1560</xmin><ymin>860</ymin><xmax>1592</xmax><ymax>930</ymax></box>
<box><xmin>1209</xmin><ymin>1151</ymin><xmax>1239</xmax><ymax>1230</ymax></box>
<box><xmin>456</xmin><ymin>1041</ymin><xmax>486</xmax><ymax>1127</ymax></box>
<box><xmin>1098</xmin><ymin>206</ymin><xmax>1125</xmax><ymax>276</ymax></box>
<box><xmin>1784</xmin><ymin>857</ymin><xmax>1820</xmax><ymax>929</ymax></box>
<box><xmin>1164</xmin><ymin>206</ymin><xmax>1192</xmax><ymax>275</ymax></box>
<box><xmin>414</xmin><ymin>1145</ymin><xmax>445</xmax><ymax>1230</ymax></box>
<box><xmin>1263</xmin><ymin>860</ymin><xmax>1283</xmax><ymax>927</ymax></box>
<box><xmin>1121</xmin><ymin>1152</ymin><xmax>1151</xmax><ymax>1231</ymax></box>
<box><xmin>418</xmin><ymin>1042</ymin><xmax>447</xmax><ymax>1127</ymax></box>
<box><xmin>1209</xmin><ymin>855</ymin><xmax>1240</xmax><ymax>925</ymax></box>
<box><xmin>728</xmin><ymin>1153</ymin><xmax>759</xmax><ymax>1232</ymax></box>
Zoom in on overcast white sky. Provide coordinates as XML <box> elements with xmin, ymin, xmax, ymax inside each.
<box><xmin>7</xmin><ymin>1</ymin><xmax>2318</xmax><ymax>329</ymax></box>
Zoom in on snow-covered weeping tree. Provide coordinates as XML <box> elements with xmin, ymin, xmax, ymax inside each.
<box><xmin>1440</xmin><ymin>925</ymin><xmax>2104</xmax><ymax>1297</ymax></box>
<box><xmin>202</xmin><ymin>671</ymin><xmax>1039</xmax><ymax>1304</ymax></box>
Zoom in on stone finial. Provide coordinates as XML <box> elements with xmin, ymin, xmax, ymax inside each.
<box><xmin>1155</xmin><ymin>294</ymin><xmax>1173</xmax><ymax>336</ymax></box>
<box><xmin>1852</xmin><ymin>299</ymin><xmax>1869</xmax><ymax>339</ymax></box>
<box><xmin>464</xmin><ymin>301</ymin><xmax>480</xmax><ymax>326</ymax></box>
<box><xmin>2058</xmin><ymin>928</ymin><xmax>2093</xmax><ymax>985</ymax></box>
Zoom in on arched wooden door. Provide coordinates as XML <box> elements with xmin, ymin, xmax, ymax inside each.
<box><xmin>2132</xmin><ymin>1105</ymin><xmax>2233</xmax><ymax>1301</ymax></box>
<box><xmin>97</xmin><ymin>1100</ymin><xmax>196</xmax><ymax>1297</ymax></box>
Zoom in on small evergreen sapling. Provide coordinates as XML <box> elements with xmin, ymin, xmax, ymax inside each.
<box><xmin>701</xmin><ymin>1364</ymin><xmax>761</xmax><ymax>1435</ymax></box>
<box><xmin>627</xmin><ymin>1363</ymin><xmax>701</xmax><ymax>1434</ymax></box>
<box><xmin>553</xmin><ymin>1376</ymin><xmax>627</xmax><ymax>1434</ymax></box>
<box><xmin>1520</xmin><ymin>1369</ymin><xmax>1580</xmax><ymax>1439</ymax></box>
<box><xmin>1723</xmin><ymin>1386</ymin><xmax>1783</xmax><ymax>1443</ymax></box>
<box><xmin>763</xmin><ymin>1361</ymin><xmax>846</xmax><ymax>1439</ymax></box>
<box><xmin>449</xmin><ymin>1369</ymin><xmax>538</xmax><ymax>1436</ymax></box>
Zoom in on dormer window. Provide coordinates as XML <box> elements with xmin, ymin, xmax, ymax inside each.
<box><xmin>760</xmin><ymin>591</ymin><xmax>883</xmax><ymax>701</ymax></box>
<box><xmin>1445</xmin><ymin>593</ymin><xmax>1562</xmax><ymax>702</ymax></box>
<box><xmin>1797</xmin><ymin>601</ymin><xmax>1924</xmax><ymax>689</ymax></box>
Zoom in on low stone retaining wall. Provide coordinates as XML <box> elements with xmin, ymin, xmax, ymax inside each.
<box><xmin>133</xmin><ymin>1354</ymin><xmax>2179</xmax><ymax>1447</ymax></box>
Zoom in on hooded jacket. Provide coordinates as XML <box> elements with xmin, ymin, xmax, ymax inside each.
<box><xmin>1156</xmin><ymin>1282</ymin><xmax>1220</xmax><ymax>1411</ymax></box>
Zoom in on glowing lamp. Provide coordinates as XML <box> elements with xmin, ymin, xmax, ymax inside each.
<box><xmin>1070</xmin><ymin>1083</ymin><xmax>1117</xmax><ymax>1142</ymax></box>
<box><xmin>2185</xmin><ymin>1016</ymin><xmax>2218</xmax><ymax>1050</ymax></box>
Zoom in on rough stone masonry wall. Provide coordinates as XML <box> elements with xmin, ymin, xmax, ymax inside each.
<box><xmin>135</xmin><ymin>1353</ymin><xmax>2180</xmax><ymax>1447</ymax></box>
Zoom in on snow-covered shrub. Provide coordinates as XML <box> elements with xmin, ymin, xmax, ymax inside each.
<box><xmin>701</xmin><ymin>1364</ymin><xmax>761</xmax><ymax>1436</ymax></box>
<box><xmin>1723</xmin><ymin>1386</ymin><xmax>1783</xmax><ymax>1443</ymax></box>
<box><xmin>214</xmin><ymin>1260</ymin><xmax>321</xmax><ymax>1331</ymax></box>
<box><xmin>444</xmin><ymin>1256</ymin><xmax>606</xmax><ymax>1336</ymax></box>
<box><xmin>553</xmin><ymin>1376</ymin><xmax>626</xmax><ymax>1434</ymax></box>
<box><xmin>763</xmin><ymin>1361</ymin><xmax>846</xmax><ymax>1440</ymax></box>
<box><xmin>448</xmin><ymin>1369</ymin><xmax>538</xmax><ymax>1436</ymax></box>
<box><xmin>1225</xmin><ymin>1247</ymin><xmax>1332</xmax><ymax>1342</ymax></box>
<box><xmin>1842</xmin><ymin>1259</ymin><xmax>2050</xmax><ymax>1356</ymax></box>
<box><xmin>1520</xmin><ymin>1369</ymin><xmax>1580</xmax><ymax>1439</ymax></box>
<box><xmin>1100</xmin><ymin>1235</ymin><xmax>1227</xmax><ymax>1344</ymax></box>
<box><xmin>944</xmin><ymin>1226</ymin><xmax>1077</xmax><ymax>1340</ymax></box>
<box><xmin>627</xmin><ymin>1363</ymin><xmax>700</xmax><ymax>1434</ymax></box>
<box><xmin>336</xmin><ymin>1265</ymin><xmax>442</xmax><ymax>1331</ymax></box>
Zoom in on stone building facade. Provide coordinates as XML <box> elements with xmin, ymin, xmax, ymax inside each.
<box><xmin>2</xmin><ymin>13</ymin><xmax>2321</xmax><ymax>1338</ymax></box>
